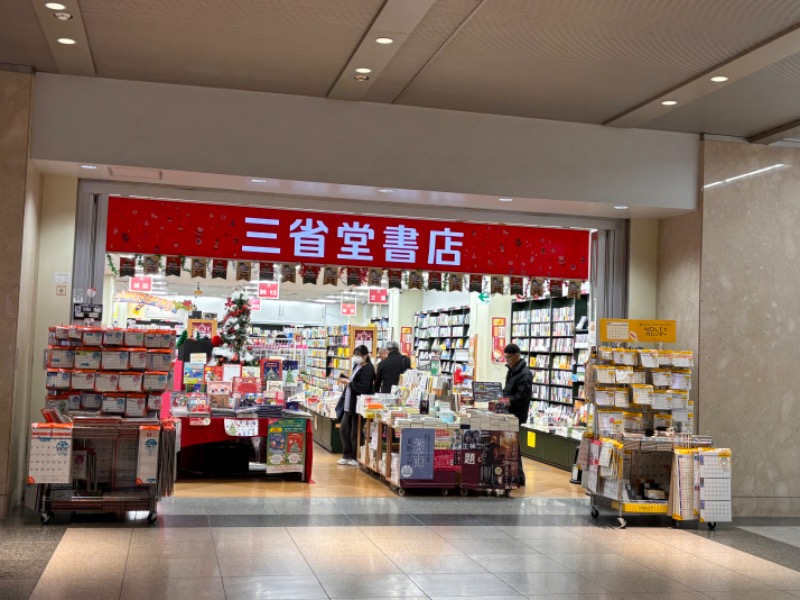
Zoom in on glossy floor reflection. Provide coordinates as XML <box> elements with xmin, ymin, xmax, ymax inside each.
<box><xmin>4</xmin><ymin>452</ymin><xmax>800</xmax><ymax>599</ymax></box>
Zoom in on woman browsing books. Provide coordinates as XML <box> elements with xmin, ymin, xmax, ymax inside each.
<box><xmin>335</xmin><ymin>345</ymin><xmax>375</xmax><ymax>466</ymax></box>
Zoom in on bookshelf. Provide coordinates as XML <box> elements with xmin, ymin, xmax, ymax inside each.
<box><xmin>509</xmin><ymin>295</ymin><xmax>589</xmax><ymax>422</ymax></box>
<box><xmin>302</xmin><ymin>326</ymin><xmax>329</xmax><ymax>391</ymax></box>
<box><xmin>412</xmin><ymin>306</ymin><xmax>471</xmax><ymax>375</ymax></box>
<box><xmin>326</xmin><ymin>324</ymin><xmax>350</xmax><ymax>380</ymax></box>
<box><xmin>370</xmin><ymin>316</ymin><xmax>390</xmax><ymax>346</ymax></box>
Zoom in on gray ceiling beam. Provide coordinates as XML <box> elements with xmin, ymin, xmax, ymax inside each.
<box><xmin>29</xmin><ymin>0</ymin><xmax>95</xmax><ymax>76</ymax></box>
<box><xmin>605</xmin><ymin>24</ymin><xmax>800</xmax><ymax>129</ymax></box>
<box><xmin>327</xmin><ymin>0</ymin><xmax>436</xmax><ymax>101</ymax></box>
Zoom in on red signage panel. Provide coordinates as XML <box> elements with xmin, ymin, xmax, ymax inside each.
<box><xmin>368</xmin><ymin>288</ymin><xmax>388</xmax><ymax>304</ymax></box>
<box><xmin>106</xmin><ymin>197</ymin><xmax>589</xmax><ymax>278</ymax></box>
<box><xmin>129</xmin><ymin>276</ymin><xmax>152</xmax><ymax>292</ymax></box>
<box><xmin>258</xmin><ymin>282</ymin><xmax>279</xmax><ymax>299</ymax></box>
<box><xmin>341</xmin><ymin>303</ymin><xmax>357</xmax><ymax>316</ymax></box>
<box><xmin>249</xmin><ymin>297</ymin><xmax>261</xmax><ymax>310</ymax></box>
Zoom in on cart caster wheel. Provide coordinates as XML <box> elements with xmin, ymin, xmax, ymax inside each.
<box><xmin>707</xmin><ymin>522</ymin><xmax>717</xmax><ymax>530</ymax></box>
<box><xmin>147</xmin><ymin>512</ymin><xmax>158</xmax><ymax>524</ymax></box>
<box><xmin>459</xmin><ymin>488</ymin><xmax>469</xmax><ymax>497</ymax></box>
<box><xmin>441</xmin><ymin>488</ymin><xmax>449</xmax><ymax>496</ymax></box>
<box><xmin>590</xmin><ymin>507</ymin><xmax>599</xmax><ymax>519</ymax></box>
<box><xmin>672</xmin><ymin>519</ymin><xmax>681</xmax><ymax>528</ymax></box>
<box><xmin>397</xmin><ymin>488</ymin><xmax>406</xmax><ymax>497</ymax></box>
<box><xmin>616</xmin><ymin>518</ymin><xmax>627</xmax><ymax>529</ymax></box>
<box><xmin>389</xmin><ymin>484</ymin><xmax>398</xmax><ymax>492</ymax></box>
<box><xmin>503</xmin><ymin>489</ymin><xmax>511</xmax><ymax>498</ymax></box>
<box><xmin>40</xmin><ymin>513</ymin><xmax>51</xmax><ymax>525</ymax></box>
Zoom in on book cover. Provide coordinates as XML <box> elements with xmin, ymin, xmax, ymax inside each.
<box><xmin>261</xmin><ymin>359</ymin><xmax>283</xmax><ymax>382</ymax></box>
<box><xmin>204</xmin><ymin>366</ymin><xmax>224</xmax><ymax>382</ymax></box>
<box><xmin>232</xmin><ymin>377</ymin><xmax>262</xmax><ymax>394</ymax></box>
<box><xmin>183</xmin><ymin>363</ymin><xmax>205</xmax><ymax>389</ymax></box>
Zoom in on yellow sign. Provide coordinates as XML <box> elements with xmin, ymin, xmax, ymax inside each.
<box><xmin>527</xmin><ymin>431</ymin><xmax>536</xmax><ymax>448</ymax></box>
<box><xmin>599</xmin><ymin>319</ymin><xmax>676</xmax><ymax>344</ymax></box>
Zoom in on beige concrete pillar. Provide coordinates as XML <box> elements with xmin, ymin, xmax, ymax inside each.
<box><xmin>0</xmin><ymin>70</ymin><xmax>42</xmax><ymax>518</ymax></box>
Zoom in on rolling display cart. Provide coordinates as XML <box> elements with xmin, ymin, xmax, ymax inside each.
<box><xmin>357</xmin><ymin>415</ymin><xmax>518</xmax><ymax>497</ymax></box>
<box><xmin>27</xmin><ymin>420</ymin><xmax>176</xmax><ymax>524</ymax></box>
<box><xmin>580</xmin><ymin>325</ymin><xmax>733</xmax><ymax>529</ymax></box>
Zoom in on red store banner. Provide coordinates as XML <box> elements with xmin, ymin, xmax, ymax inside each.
<box><xmin>106</xmin><ymin>197</ymin><xmax>590</xmax><ymax>279</ymax></box>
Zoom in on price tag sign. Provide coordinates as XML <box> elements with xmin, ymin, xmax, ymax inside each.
<box><xmin>600</xmin><ymin>319</ymin><xmax>676</xmax><ymax>343</ymax></box>
<box><xmin>258</xmin><ymin>282</ymin><xmax>280</xmax><ymax>299</ymax></box>
<box><xmin>129</xmin><ymin>276</ymin><xmax>152</xmax><ymax>292</ymax></box>
<box><xmin>368</xmin><ymin>288</ymin><xmax>388</xmax><ymax>304</ymax></box>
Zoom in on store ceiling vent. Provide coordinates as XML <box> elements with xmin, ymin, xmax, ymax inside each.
<box><xmin>108</xmin><ymin>166</ymin><xmax>163</xmax><ymax>180</ymax></box>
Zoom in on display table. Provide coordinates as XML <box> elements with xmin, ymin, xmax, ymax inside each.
<box><xmin>520</xmin><ymin>425</ymin><xmax>580</xmax><ymax>471</ymax></box>
<box><xmin>305</xmin><ymin>407</ymin><xmax>342</xmax><ymax>453</ymax></box>
<box><xmin>177</xmin><ymin>416</ymin><xmax>314</xmax><ymax>482</ymax></box>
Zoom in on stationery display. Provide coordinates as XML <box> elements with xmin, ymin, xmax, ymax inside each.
<box><xmin>579</xmin><ymin>337</ymin><xmax>732</xmax><ymax>529</ymax></box>
<box><xmin>46</xmin><ymin>325</ymin><xmax>174</xmax><ymax>421</ymax></box>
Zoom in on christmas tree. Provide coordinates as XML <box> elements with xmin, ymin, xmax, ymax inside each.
<box><xmin>213</xmin><ymin>290</ymin><xmax>256</xmax><ymax>364</ymax></box>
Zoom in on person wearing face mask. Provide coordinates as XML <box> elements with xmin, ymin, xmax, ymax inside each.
<box><xmin>335</xmin><ymin>345</ymin><xmax>375</xmax><ymax>466</ymax></box>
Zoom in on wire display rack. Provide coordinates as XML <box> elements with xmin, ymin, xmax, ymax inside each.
<box><xmin>30</xmin><ymin>421</ymin><xmax>176</xmax><ymax>524</ymax></box>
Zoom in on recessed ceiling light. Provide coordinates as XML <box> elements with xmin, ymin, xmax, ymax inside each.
<box><xmin>57</xmin><ymin>37</ymin><xmax>76</xmax><ymax>45</ymax></box>
<box><xmin>710</xmin><ymin>75</ymin><xmax>729</xmax><ymax>83</ymax></box>
<box><xmin>45</xmin><ymin>2</ymin><xmax>66</xmax><ymax>9</ymax></box>
<box><xmin>499</xmin><ymin>198</ymin><xmax>513</xmax><ymax>202</ymax></box>
<box><xmin>80</xmin><ymin>164</ymin><xmax>98</xmax><ymax>170</ymax></box>
<box><xmin>250</xmin><ymin>178</ymin><xmax>268</xmax><ymax>183</ymax></box>
<box><xmin>375</xmin><ymin>37</ymin><xmax>394</xmax><ymax>45</ymax></box>
<box><xmin>353</xmin><ymin>74</ymin><xmax>370</xmax><ymax>82</ymax></box>
<box><xmin>378</xmin><ymin>188</ymin><xmax>394</xmax><ymax>193</ymax></box>
<box><xmin>355</xmin><ymin>68</ymin><xmax>372</xmax><ymax>74</ymax></box>
<box><xmin>614</xmin><ymin>205</ymin><xmax>629</xmax><ymax>210</ymax></box>
<box><xmin>661</xmin><ymin>100</ymin><xmax>678</xmax><ymax>106</ymax></box>
<box><xmin>53</xmin><ymin>12</ymin><xmax>72</xmax><ymax>20</ymax></box>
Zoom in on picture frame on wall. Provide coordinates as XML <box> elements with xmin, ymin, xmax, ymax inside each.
<box><xmin>188</xmin><ymin>318</ymin><xmax>217</xmax><ymax>340</ymax></box>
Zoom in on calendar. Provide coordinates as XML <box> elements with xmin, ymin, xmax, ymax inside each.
<box><xmin>28</xmin><ymin>424</ymin><xmax>73</xmax><ymax>484</ymax></box>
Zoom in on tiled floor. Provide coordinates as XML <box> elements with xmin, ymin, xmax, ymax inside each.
<box><xmin>3</xmin><ymin>454</ymin><xmax>800</xmax><ymax>599</ymax></box>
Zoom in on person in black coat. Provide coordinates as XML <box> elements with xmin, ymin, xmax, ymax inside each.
<box><xmin>375</xmin><ymin>341</ymin><xmax>411</xmax><ymax>393</ymax></box>
<box><xmin>335</xmin><ymin>344</ymin><xmax>375</xmax><ymax>465</ymax></box>
<box><xmin>502</xmin><ymin>343</ymin><xmax>533</xmax><ymax>486</ymax></box>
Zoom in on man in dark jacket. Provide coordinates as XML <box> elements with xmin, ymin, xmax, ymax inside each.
<box><xmin>375</xmin><ymin>340</ymin><xmax>411</xmax><ymax>393</ymax></box>
<box><xmin>502</xmin><ymin>343</ymin><xmax>533</xmax><ymax>486</ymax></box>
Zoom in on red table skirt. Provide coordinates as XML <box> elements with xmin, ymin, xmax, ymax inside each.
<box><xmin>176</xmin><ymin>417</ymin><xmax>314</xmax><ymax>482</ymax></box>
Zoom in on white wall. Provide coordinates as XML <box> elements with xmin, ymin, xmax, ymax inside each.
<box><xmin>628</xmin><ymin>218</ymin><xmax>659</xmax><ymax>319</ymax></box>
<box><xmin>30</xmin><ymin>175</ymin><xmax>77</xmax><ymax>421</ymax></box>
<box><xmin>32</xmin><ymin>74</ymin><xmax>699</xmax><ymax>210</ymax></box>
<box><xmin>422</xmin><ymin>289</ymin><xmax>471</xmax><ymax>311</ymax></box>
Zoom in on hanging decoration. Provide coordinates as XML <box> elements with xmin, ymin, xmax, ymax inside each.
<box><xmin>236</xmin><ymin>261</ymin><xmax>252</xmax><ymax>281</ymax></box>
<box><xmin>346</xmin><ymin>268</ymin><xmax>362</xmax><ymax>287</ymax></box>
<box><xmin>302</xmin><ymin>265</ymin><xmax>320</xmax><ymax>285</ymax></box>
<box><xmin>119</xmin><ymin>257</ymin><xmax>136</xmax><ymax>278</ymax></box>
<box><xmin>408</xmin><ymin>270</ymin><xmax>424</xmax><ymax>290</ymax></box>
<box><xmin>427</xmin><ymin>272</ymin><xmax>442</xmax><ymax>291</ymax></box>
<box><xmin>178</xmin><ymin>256</ymin><xmax>193</xmax><ymax>274</ymax></box>
<box><xmin>448</xmin><ymin>273</ymin><xmax>463</xmax><ymax>292</ymax></box>
<box><xmin>388</xmin><ymin>270</ymin><xmax>403</xmax><ymax>289</ymax></box>
<box><xmin>549</xmin><ymin>279</ymin><xmax>564</xmax><ymax>298</ymax></box>
<box><xmin>211</xmin><ymin>259</ymin><xmax>228</xmax><ymax>279</ymax></box>
<box><xmin>213</xmin><ymin>290</ymin><xmax>256</xmax><ymax>365</ymax></box>
<box><xmin>171</xmin><ymin>299</ymin><xmax>196</xmax><ymax>312</ymax></box>
<box><xmin>468</xmin><ymin>275</ymin><xmax>483</xmax><ymax>293</ymax></box>
<box><xmin>530</xmin><ymin>278</ymin><xmax>544</xmax><ymax>298</ymax></box>
<box><xmin>191</xmin><ymin>258</ymin><xmax>208</xmax><ymax>278</ymax></box>
<box><xmin>281</xmin><ymin>263</ymin><xmax>297</xmax><ymax>283</ymax></box>
<box><xmin>510</xmin><ymin>277</ymin><xmax>524</xmax><ymax>296</ymax></box>
<box><xmin>490</xmin><ymin>276</ymin><xmax>504</xmax><ymax>295</ymax></box>
<box><xmin>106</xmin><ymin>254</ymin><xmax>120</xmax><ymax>277</ymax></box>
<box><xmin>368</xmin><ymin>268</ymin><xmax>383</xmax><ymax>287</ymax></box>
<box><xmin>143</xmin><ymin>255</ymin><xmax>161</xmax><ymax>275</ymax></box>
<box><xmin>259</xmin><ymin>262</ymin><xmax>274</xmax><ymax>281</ymax></box>
<box><xmin>567</xmin><ymin>280</ymin><xmax>582</xmax><ymax>299</ymax></box>
<box><xmin>323</xmin><ymin>266</ymin><xmax>338</xmax><ymax>286</ymax></box>
<box><xmin>165</xmin><ymin>256</ymin><xmax>181</xmax><ymax>277</ymax></box>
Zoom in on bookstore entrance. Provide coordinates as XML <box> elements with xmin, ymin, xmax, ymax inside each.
<box><xmin>58</xmin><ymin>183</ymin><xmax>628</xmax><ymax>500</ymax></box>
